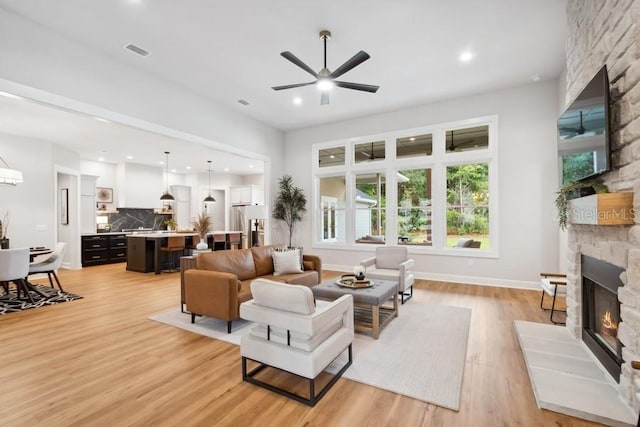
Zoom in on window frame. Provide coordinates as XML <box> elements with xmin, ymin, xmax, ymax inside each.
<box><xmin>311</xmin><ymin>115</ymin><xmax>499</xmax><ymax>258</ymax></box>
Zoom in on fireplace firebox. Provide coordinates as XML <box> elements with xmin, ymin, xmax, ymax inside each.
<box><xmin>581</xmin><ymin>255</ymin><xmax>623</xmax><ymax>382</ymax></box>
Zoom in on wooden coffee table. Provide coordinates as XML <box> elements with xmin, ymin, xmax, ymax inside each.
<box><xmin>312</xmin><ymin>279</ymin><xmax>398</xmax><ymax>339</ymax></box>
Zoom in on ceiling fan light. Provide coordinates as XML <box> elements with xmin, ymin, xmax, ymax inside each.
<box><xmin>317</xmin><ymin>79</ymin><xmax>334</xmax><ymax>91</ymax></box>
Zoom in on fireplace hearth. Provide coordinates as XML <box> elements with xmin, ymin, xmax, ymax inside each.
<box><xmin>581</xmin><ymin>255</ymin><xmax>623</xmax><ymax>382</ymax></box>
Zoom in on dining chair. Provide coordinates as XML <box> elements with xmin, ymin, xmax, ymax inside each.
<box><xmin>161</xmin><ymin>236</ymin><xmax>185</xmax><ymax>272</ymax></box>
<box><xmin>0</xmin><ymin>248</ymin><xmax>34</xmax><ymax>304</ymax></box>
<box><xmin>28</xmin><ymin>242</ymin><xmax>67</xmax><ymax>292</ymax></box>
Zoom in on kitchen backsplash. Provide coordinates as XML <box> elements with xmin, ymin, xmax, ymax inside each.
<box><xmin>102</xmin><ymin>208</ymin><xmax>168</xmax><ymax>232</ymax></box>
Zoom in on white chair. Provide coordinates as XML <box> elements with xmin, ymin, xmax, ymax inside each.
<box><xmin>360</xmin><ymin>246</ymin><xmax>415</xmax><ymax>304</ymax></box>
<box><xmin>240</xmin><ymin>278</ymin><xmax>354</xmax><ymax>406</ymax></box>
<box><xmin>0</xmin><ymin>248</ymin><xmax>34</xmax><ymax>304</ymax></box>
<box><xmin>540</xmin><ymin>272</ymin><xmax>568</xmax><ymax>325</ymax></box>
<box><xmin>29</xmin><ymin>242</ymin><xmax>67</xmax><ymax>292</ymax></box>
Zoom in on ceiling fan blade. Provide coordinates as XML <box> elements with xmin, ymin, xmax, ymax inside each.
<box><xmin>280</xmin><ymin>51</ymin><xmax>318</xmax><ymax>78</ymax></box>
<box><xmin>329</xmin><ymin>51</ymin><xmax>371</xmax><ymax>79</ymax></box>
<box><xmin>334</xmin><ymin>81</ymin><xmax>379</xmax><ymax>93</ymax></box>
<box><xmin>321</xmin><ymin>91</ymin><xmax>330</xmax><ymax>106</ymax></box>
<box><xmin>272</xmin><ymin>82</ymin><xmax>316</xmax><ymax>91</ymax></box>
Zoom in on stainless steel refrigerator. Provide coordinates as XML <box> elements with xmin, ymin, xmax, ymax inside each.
<box><xmin>231</xmin><ymin>205</ymin><xmax>266</xmax><ymax>247</ymax></box>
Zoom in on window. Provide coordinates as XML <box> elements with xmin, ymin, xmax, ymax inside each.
<box><xmin>313</xmin><ymin>116</ymin><xmax>497</xmax><ymax>254</ymax></box>
<box><xmin>319</xmin><ymin>146</ymin><xmax>345</xmax><ymax>168</ymax></box>
<box><xmin>446</xmin><ymin>163</ymin><xmax>489</xmax><ymax>249</ymax></box>
<box><xmin>397</xmin><ymin>133</ymin><xmax>432</xmax><ymax>158</ymax></box>
<box><xmin>445</xmin><ymin>125</ymin><xmax>488</xmax><ymax>153</ymax></box>
<box><xmin>355</xmin><ymin>172</ymin><xmax>386</xmax><ymax>244</ymax></box>
<box><xmin>397</xmin><ymin>168</ymin><xmax>432</xmax><ymax>246</ymax></box>
<box><xmin>354</xmin><ymin>140</ymin><xmax>385</xmax><ymax>163</ymax></box>
<box><xmin>319</xmin><ymin>176</ymin><xmax>346</xmax><ymax>243</ymax></box>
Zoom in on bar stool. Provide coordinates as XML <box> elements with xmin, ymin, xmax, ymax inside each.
<box><xmin>161</xmin><ymin>236</ymin><xmax>185</xmax><ymax>272</ymax></box>
<box><xmin>227</xmin><ymin>232</ymin><xmax>241</xmax><ymax>250</ymax></box>
<box><xmin>213</xmin><ymin>233</ymin><xmax>226</xmax><ymax>251</ymax></box>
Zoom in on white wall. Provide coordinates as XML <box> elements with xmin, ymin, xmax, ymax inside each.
<box><xmin>284</xmin><ymin>81</ymin><xmax>561</xmax><ymax>287</ymax></box>
<box><xmin>0</xmin><ymin>135</ymin><xmax>55</xmax><ymax>249</ymax></box>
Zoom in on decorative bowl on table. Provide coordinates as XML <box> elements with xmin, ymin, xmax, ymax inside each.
<box><xmin>336</xmin><ymin>274</ymin><xmax>373</xmax><ymax>288</ymax></box>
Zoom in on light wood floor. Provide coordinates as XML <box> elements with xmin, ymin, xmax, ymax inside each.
<box><xmin>0</xmin><ymin>264</ymin><xmax>595</xmax><ymax>427</ymax></box>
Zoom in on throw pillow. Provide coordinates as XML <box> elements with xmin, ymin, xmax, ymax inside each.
<box><xmin>273</xmin><ymin>248</ymin><xmax>303</xmax><ymax>276</ymax></box>
<box><xmin>274</xmin><ymin>246</ymin><xmax>305</xmax><ymax>271</ymax></box>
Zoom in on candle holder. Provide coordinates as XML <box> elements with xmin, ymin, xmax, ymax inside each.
<box><xmin>353</xmin><ymin>265</ymin><xmax>365</xmax><ymax>281</ymax></box>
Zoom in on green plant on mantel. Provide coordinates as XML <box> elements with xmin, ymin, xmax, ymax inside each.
<box><xmin>555</xmin><ymin>179</ymin><xmax>608</xmax><ymax>230</ymax></box>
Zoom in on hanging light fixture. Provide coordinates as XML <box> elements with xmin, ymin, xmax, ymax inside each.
<box><xmin>0</xmin><ymin>156</ymin><xmax>23</xmax><ymax>186</ymax></box>
<box><xmin>203</xmin><ymin>160</ymin><xmax>216</xmax><ymax>203</ymax></box>
<box><xmin>160</xmin><ymin>151</ymin><xmax>175</xmax><ymax>201</ymax></box>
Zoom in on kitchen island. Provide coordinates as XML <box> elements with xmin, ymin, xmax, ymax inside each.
<box><xmin>126</xmin><ymin>231</ymin><xmax>242</xmax><ymax>274</ymax></box>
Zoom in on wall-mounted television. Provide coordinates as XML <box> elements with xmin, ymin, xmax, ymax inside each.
<box><xmin>557</xmin><ymin>65</ymin><xmax>610</xmax><ymax>185</ymax></box>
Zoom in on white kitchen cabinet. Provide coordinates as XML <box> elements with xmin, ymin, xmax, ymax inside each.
<box><xmin>80</xmin><ymin>175</ymin><xmax>98</xmax><ymax>234</ymax></box>
<box><xmin>170</xmin><ymin>185</ymin><xmax>192</xmax><ymax>230</ymax></box>
<box><xmin>231</xmin><ymin>185</ymin><xmax>264</xmax><ymax>206</ymax></box>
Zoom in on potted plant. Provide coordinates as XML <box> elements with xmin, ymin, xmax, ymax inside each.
<box><xmin>191</xmin><ymin>213</ymin><xmax>212</xmax><ymax>250</ymax></box>
<box><xmin>555</xmin><ymin>179</ymin><xmax>608</xmax><ymax>230</ymax></box>
<box><xmin>164</xmin><ymin>217</ymin><xmax>177</xmax><ymax>231</ymax></box>
<box><xmin>273</xmin><ymin>174</ymin><xmax>307</xmax><ymax>247</ymax></box>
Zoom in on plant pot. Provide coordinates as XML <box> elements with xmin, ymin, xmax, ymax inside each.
<box><xmin>0</xmin><ymin>238</ymin><xmax>8</xmax><ymax>249</ymax></box>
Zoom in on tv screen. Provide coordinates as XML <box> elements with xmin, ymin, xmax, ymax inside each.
<box><xmin>557</xmin><ymin>65</ymin><xmax>610</xmax><ymax>184</ymax></box>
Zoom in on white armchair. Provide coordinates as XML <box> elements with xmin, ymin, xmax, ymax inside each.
<box><xmin>240</xmin><ymin>278</ymin><xmax>354</xmax><ymax>406</ymax></box>
<box><xmin>360</xmin><ymin>246</ymin><xmax>415</xmax><ymax>304</ymax></box>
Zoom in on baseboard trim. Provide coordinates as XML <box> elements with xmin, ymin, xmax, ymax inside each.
<box><xmin>323</xmin><ymin>264</ymin><xmax>539</xmax><ymax>291</ymax></box>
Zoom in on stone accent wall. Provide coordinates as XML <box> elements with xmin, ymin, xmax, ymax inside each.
<box><xmin>565</xmin><ymin>0</ymin><xmax>640</xmax><ymax>410</ymax></box>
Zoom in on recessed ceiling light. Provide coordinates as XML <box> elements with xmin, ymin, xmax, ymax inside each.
<box><xmin>293</xmin><ymin>97</ymin><xmax>303</xmax><ymax>105</ymax></box>
<box><xmin>126</xmin><ymin>155</ymin><xmax>134</xmax><ymax>160</ymax></box>
<box><xmin>94</xmin><ymin>117</ymin><xmax>109</xmax><ymax>123</ymax></box>
<box><xmin>224</xmin><ymin>168</ymin><xmax>230</xmax><ymax>172</ymax></box>
<box><xmin>459</xmin><ymin>51</ymin><xmax>474</xmax><ymax>62</ymax></box>
<box><xmin>186</xmin><ymin>166</ymin><xmax>191</xmax><ymax>170</ymax></box>
<box><xmin>159</xmin><ymin>161</ymin><xmax>165</xmax><ymax>165</ymax></box>
<box><xmin>531</xmin><ymin>74</ymin><xmax>542</xmax><ymax>82</ymax></box>
<box><xmin>249</xmin><ymin>164</ymin><xmax>255</xmax><ymax>168</ymax></box>
<box><xmin>98</xmin><ymin>157</ymin><xmax>105</xmax><ymax>162</ymax></box>
<box><xmin>171</xmin><ymin>169</ymin><xmax>176</xmax><ymax>173</ymax></box>
<box><xmin>0</xmin><ymin>91</ymin><xmax>23</xmax><ymax>100</ymax></box>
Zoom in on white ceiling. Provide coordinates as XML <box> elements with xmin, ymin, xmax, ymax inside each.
<box><xmin>0</xmin><ymin>0</ymin><xmax>567</xmax><ymax>169</ymax></box>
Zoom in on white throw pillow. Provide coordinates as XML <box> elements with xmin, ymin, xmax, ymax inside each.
<box><xmin>272</xmin><ymin>248</ymin><xmax>303</xmax><ymax>276</ymax></box>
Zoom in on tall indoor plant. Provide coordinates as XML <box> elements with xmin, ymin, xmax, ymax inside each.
<box><xmin>273</xmin><ymin>175</ymin><xmax>307</xmax><ymax>247</ymax></box>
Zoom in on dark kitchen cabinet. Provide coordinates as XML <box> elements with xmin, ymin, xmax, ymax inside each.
<box><xmin>82</xmin><ymin>234</ymin><xmax>128</xmax><ymax>266</ymax></box>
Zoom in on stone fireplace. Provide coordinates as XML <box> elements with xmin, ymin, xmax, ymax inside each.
<box><xmin>565</xmin><ymin>0</ymin><xmax>640</xmax><ymax>414</ymax></box>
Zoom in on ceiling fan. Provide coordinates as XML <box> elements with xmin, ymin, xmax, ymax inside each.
<box><xmin>560</xmin><ymin>110</ymin><xmax>586</xmax><ymax>135</ymax></box>
<box><xmin>361</xmin><ymin>142</ymin><xmax>378</xmax><ymax>160</ymax></box>
<box><xmin>272</xmin><ymin>30</ymin><xmax>379</xmax><ymax>105</ymax></box>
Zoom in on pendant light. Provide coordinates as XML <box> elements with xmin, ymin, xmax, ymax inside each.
<box><xmin>203</xmin><ymin>160</ymin><xmax>216</xmax><ymax>203</ymax></box>
<box><xmin>160</xmin><ymin>151</ymin><xmax>175</xmax><ymax>201</ymax></box>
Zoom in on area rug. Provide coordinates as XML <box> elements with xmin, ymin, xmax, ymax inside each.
<box><xmin>0</xmin><ymin>284</ymin><xmax>83</xmax><ymax>314</ymax></box>
<box><xmin>150</xmin><ymin>295</ymin><xmax>471</xmax><ymax>410</ymax></box>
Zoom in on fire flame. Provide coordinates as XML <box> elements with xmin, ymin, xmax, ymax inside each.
<box><xmin>602</xmin><ymin>310</ymin><xmax>618</xmax><ymax>331</ymax></box>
